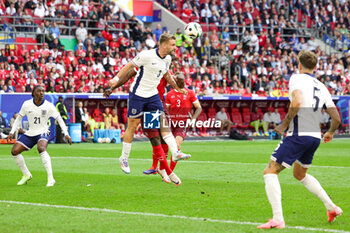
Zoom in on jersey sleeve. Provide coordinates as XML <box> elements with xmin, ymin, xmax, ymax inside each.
<box><xmin>131</xmin><ymin>51</ymin><xmax>148</xmax><ymax>68</ymax></box>
<box><xmin>49</xmin><ymin>103</ymin><xmax>60</xmax><ymax>119</ymax></box>
<box><xmin>288</xmin><ymin>75</ymin><xmax>303</xmax><ymax>95</ymax></box>
<box><xmin>323</xmin><ymin>86</ymin><xmax>336</xmax><ymax>108</ymax></box>
<box><xmin>18</xmin><ymin>102</ymin><xmax>27</xmax><ymax>117</ymax></box>
<box><xmin>189</xmin><ymin>90</ymin><xmax>198</xmax><ymax>103</ymax></box>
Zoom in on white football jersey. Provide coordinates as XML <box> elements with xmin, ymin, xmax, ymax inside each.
<box><xmin>287</xmin><ymin>73</ymin><xmax>335</xmax><ymax>139</ymax></box>
<box><xmin>130</xmin><ymin>48</ymin><xmax>171</xmax><ymax>98</ymax></box>
<box><xmin>19</xmin><ymin>99</ymin><xmax>60</xmax><ymax>136</ymax></box>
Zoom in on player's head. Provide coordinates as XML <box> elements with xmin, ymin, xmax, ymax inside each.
<box><xmin>174</xmin><ymin>72</ymin><xmax>185</xmax><ymax>89</ymax></box>
<box><xmin>32</xmin><ymin>85</ymin><xmax>45</xmax><ymax>101</ymax></box>
<box><xmin>159</xmin><ymin>33</ymin><xmax>176</xmax><ymax>56</ymax></box>
<box><xmin>298</xmin><ymin>51</ymin><xmax>317</xmax><ymax>72</ymax></box>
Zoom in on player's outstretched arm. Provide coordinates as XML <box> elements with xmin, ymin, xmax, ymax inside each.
<box><xmin>7</xmin><ymin>114</ymin><xmax>23</xmax><ymax>142</ymax></box>
<box><xmin>164</xmin><ymin>72</ymin><xmax>187</xmax><ymax>95</ymax></box>
<box><xmin>191</xmin><ymin>101</ymin><xmax>202</xmax><ymax>121</ymax></box>
<box><xmin>56</xmin><ymin>115</ymin><xmax>72</xmax><ymax>145</ymax></box>
<box><xmin>104</xmin><ymin>63</ymin><xmax>136</xmax><ymax>98</ymax></box>
<box><xmin>274</xmin><ymin>89</ymin><xmax>302</xmax><ymax>134</ymax></box>
<box><xmin>323</xmin><ymin>107</ymin><xmax>341</xmax><ymax>143</ymax></box>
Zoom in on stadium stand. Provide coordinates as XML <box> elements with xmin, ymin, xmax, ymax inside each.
<box><xmin>0</xmin><ymin>0</ymin><xmax>349</xmax><ymax>136</ymax></box>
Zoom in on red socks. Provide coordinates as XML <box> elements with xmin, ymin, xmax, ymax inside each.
<box><xmin>151</xmin><ymin>153</ymin><xmax>158</xmax><ymax>169</ymax></box>
<box><xmin>153</xmin><ymin>145</ymin><xmax>172</xmax><ymax>175</ymax></box>
<box><xmin>161</xmin><ymin>144</ymin><xmax>169</xmax><ymax>157</ymax></box>
<box><xmin>170</xmin><ymin>158</ymin><xmax>177</xmax><ymax>170</ymax></box>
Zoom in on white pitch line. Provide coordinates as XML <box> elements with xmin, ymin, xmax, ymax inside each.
<box><xmin>0</xmin><ymin>156</ymin><xmax>349</xmax><ymax>169</ymax></box>
<box><xmin>0</xmin><ymin>200</ymin><xmax>348</xmax><ymax>233</ymax></box>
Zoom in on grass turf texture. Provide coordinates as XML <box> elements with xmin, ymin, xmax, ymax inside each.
<box><xmin>0</xmin><ymin>140</ymin><xmax>349</xmax><ymax>233</ymax></box>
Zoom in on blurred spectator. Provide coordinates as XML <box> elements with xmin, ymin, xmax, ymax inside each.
<box><xmin>263</xmin><ymin>107</ymin><xmax>275</xmax><ymax>129</ymax></box>
<box><xmin>111</xmin><ymin>109</ymin><xmax>125</xmax><ymax>131</ymax></box>
<box><xmin>272</xmin><ymin>108</ymin><xmax>282</xmax><ymax>125</ymax></box>
<box><xmin>76</xmin><ymin>101</ymin><xmax>86</xmax><ymax>132</ymax></box>
<box><xmin>215</xmin><ymin>107</ymin><xmax>232</xmax><ymax>135</ymax></box>
<box><xmin>76</xmin><ymin>22</ymin><xmax>88</xmax><ymax>42</ymax></box>
<box><xmin>55</xmin><ymin>96</ymin><xmax>68</xmax><ymax>143</ymax></box>
<box><xmin>103</xmin><ymin>107</ymin><xmax>112</xmax><ymax>129</ymax></box>
<box><xmin>153</xmin><ymin>24</ymin><xmax>162</xmax><ymax>42</ymax></box>
<box><xmin>250</xmin><ymin>107</ymin><xmax>268</xmax><ymax>136</ymax></box>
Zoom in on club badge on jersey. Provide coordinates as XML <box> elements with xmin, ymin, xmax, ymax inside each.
<box><xmin>41</xmin><ymin>110</ymin><xmax>47</xmax><ymax>117</ymax></box>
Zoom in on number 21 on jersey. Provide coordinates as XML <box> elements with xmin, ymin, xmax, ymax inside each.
<box><xmin>34</xmin><ymin>117</ymin><xmax>41</xmax><ymax>124</ymax></box>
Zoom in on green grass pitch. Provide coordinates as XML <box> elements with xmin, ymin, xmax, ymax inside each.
<box><xmin>0</xmin><ymin>140</ymin><xmax>349</xmax><ymax>233</ymax></box>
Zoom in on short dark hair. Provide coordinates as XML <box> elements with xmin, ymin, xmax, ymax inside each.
<box><xmin>32</xmin><ymin>85</ymin><xmax>43</xmax><ymax>97</ymax></box>
<box><xmin>298</xmin><ymin>51</ymin><xmax>318</xmax><ymax>70</ymax></box>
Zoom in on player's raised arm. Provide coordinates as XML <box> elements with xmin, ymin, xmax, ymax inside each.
<box><xmin>7</xmin><ymin>114</ymin><xmax>23</xmax><ymax>141</ymax></box>
<box><xmin>274</xmin><ymin>89</ymin><xmax>302</xmax><ymax>135</ymax></box>
<box><xmin>104</xmin><ymin>63</ymin><xmax>137</xmax><ymax>98</ymax></box>
<box><xmin>164</xmin><ymin>72</ymin><xmax>187</xmax><ymax>95</ymax></box>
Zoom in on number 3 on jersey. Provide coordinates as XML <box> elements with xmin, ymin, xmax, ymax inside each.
<box><xmin>34</xmin><ymin>117</ymin><xmax>41</xmax><ymax>124</ymax></box>
<box><xmin>176</xmin><ymin>99</ymin><xmax>181</xmax><ymax>107</ymax></box>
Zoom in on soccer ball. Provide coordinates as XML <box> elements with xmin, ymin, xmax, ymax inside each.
<box><xmin>105</xmin><ymin>138</ymin><xmax>111</xmax><ymax>143</ymax></box>
<box><xmin>184</xmin><ymin>22</ymin><xmax>202</xmax><ymax>40</ymax></box>
<box><xmin>97</xmin><ymin>138</ymin><xmax>103</xmax><ymax>143</ymax></box>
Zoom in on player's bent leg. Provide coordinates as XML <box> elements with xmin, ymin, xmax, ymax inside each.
<box><xmin>258</xmin><ymin>160</ymin><xmax>286</xmax><ymax>229</ymax></box>
<box><xmin>37</xmin><ymin>139</ymin><xmax>55</xmax><ymax>187</ymax></box>
<box><xmin>160</xmin><ymin>114</ymin><xmax>191</xmax><ymax>162</ymax></box>
<box><xmin>11</xmin><ymin>142</ymin><xmax>32</xmax><ymax>185</ymax></box>
<box><xmin>295</xmin><ymin>162</ymin><xmax>342</xmax><ymax>222</ymax></box>
<box><xmin>143</xmin><ymin>136</ymin><xmax>161</xmax><ymax>175</ymax></box>
<box><xmin>120</xmin><ymin>118</ymin><xmax>141</xmax><ymax>174</ymax></box>
<box><xmin>124</xmin><ymin>118</ymin><xmax>141</xmax><ymax>143</ymax></box>
<box><xmin>264</xmin><ymin>160</ymin><xmax>286</xmax><ymax>175</ymax></box>
<box><xmin>171</xmin><ymin>135</ymin><xmax>184</xmax><ymax>171</ymax></box>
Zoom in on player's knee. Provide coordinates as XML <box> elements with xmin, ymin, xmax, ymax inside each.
<box><xmin>37</xmin><ymin>146</ymin><xmax>46</xmax><ymax>153</ymax></box>
<box><xmin>11</xmin><ymin>148</ymin><xmax>19</xmax><ymax>156</ymax></box>
<box><xmin>150</xmin><ymin>137</ymin><xmax>161</xmax><ymax>146</ymax></box>
<box><xmin>263</xmin><ymin>167</ymin><xmax>279</xmax><ymax>175</ymax></box>
<box><xmin>293</xmin><ymin>171</ymin><xmax>306</xmax><ymax>181</ymax></box>
<box><xmin>127</xmin><ymin>122</ymin><xmax>138</xmax><ymax>131</ymax></box>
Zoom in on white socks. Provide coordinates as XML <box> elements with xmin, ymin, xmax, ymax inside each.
<box><xmin>163</xmin><ymin>134</ymin><xmax>179</xmax><ymax>158</ymax></box>
<box><xmin>121</xmin><ymin>142</ymin><xmax>132</xmax><ymax>158</ymax></box>
<box><xmin>40</xmin><ymin>151</ymin><xmax>54</xmax><ymax>181</ymax></box>
<box><xmin>300</xmin><ymin>174</ymin><xmax>336</xmax><ymax>212</ymax></box>
<box><xmin>13</xmin><ymin>154</ymin><xmax>31</xmax><ymax>177</ymax></box>
<box><xmin>264</xmin><ymin>174</ymin><xmax>284</xmax><ymax>222</ymax></box>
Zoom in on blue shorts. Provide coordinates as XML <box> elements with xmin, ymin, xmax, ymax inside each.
<box><xmin>16</xmin><ymin>133</ymin><xmax>49</xmax><ymax>151</ymax></box>
<box><xmin>127</xmin><ymin>92</ymin><xmax>164</xmax><ymax>118</ymax></box>
<box><xmin>271</xmin><ymin>136</ymin><xmax>321</xmax><ymax>168</ymax></box>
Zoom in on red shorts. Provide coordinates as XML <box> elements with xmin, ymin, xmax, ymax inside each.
<box><xmin>142</xmin><ymin>100</ymin><xmax>168</xmax><ymax>139</ymax></box>
<box><xmin>172</xmin><ymin>126</ymin><xmax>188</xmax><ymax>139</ymax></box>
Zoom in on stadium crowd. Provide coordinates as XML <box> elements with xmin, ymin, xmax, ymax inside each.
<box><xmin>0</xmin><ymin>0</ymin><xmax>350</xmax><ymax>97</ymax></box>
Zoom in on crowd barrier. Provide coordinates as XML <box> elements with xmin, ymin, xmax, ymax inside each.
<box><xmin>1</xmin><ymin>93</ymin><xmax>349</xmax><ymax>142</ymax></box>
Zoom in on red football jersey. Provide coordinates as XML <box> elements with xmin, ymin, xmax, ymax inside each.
<box><xmin>157</xmin><ymin>77</ymin><xmax>167</xmax><ymax>101</ymax></box>
<box><xmin>166</xmin><ymin>88</ymin><xmax>198</xmax><ymax>121</ymax></box>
